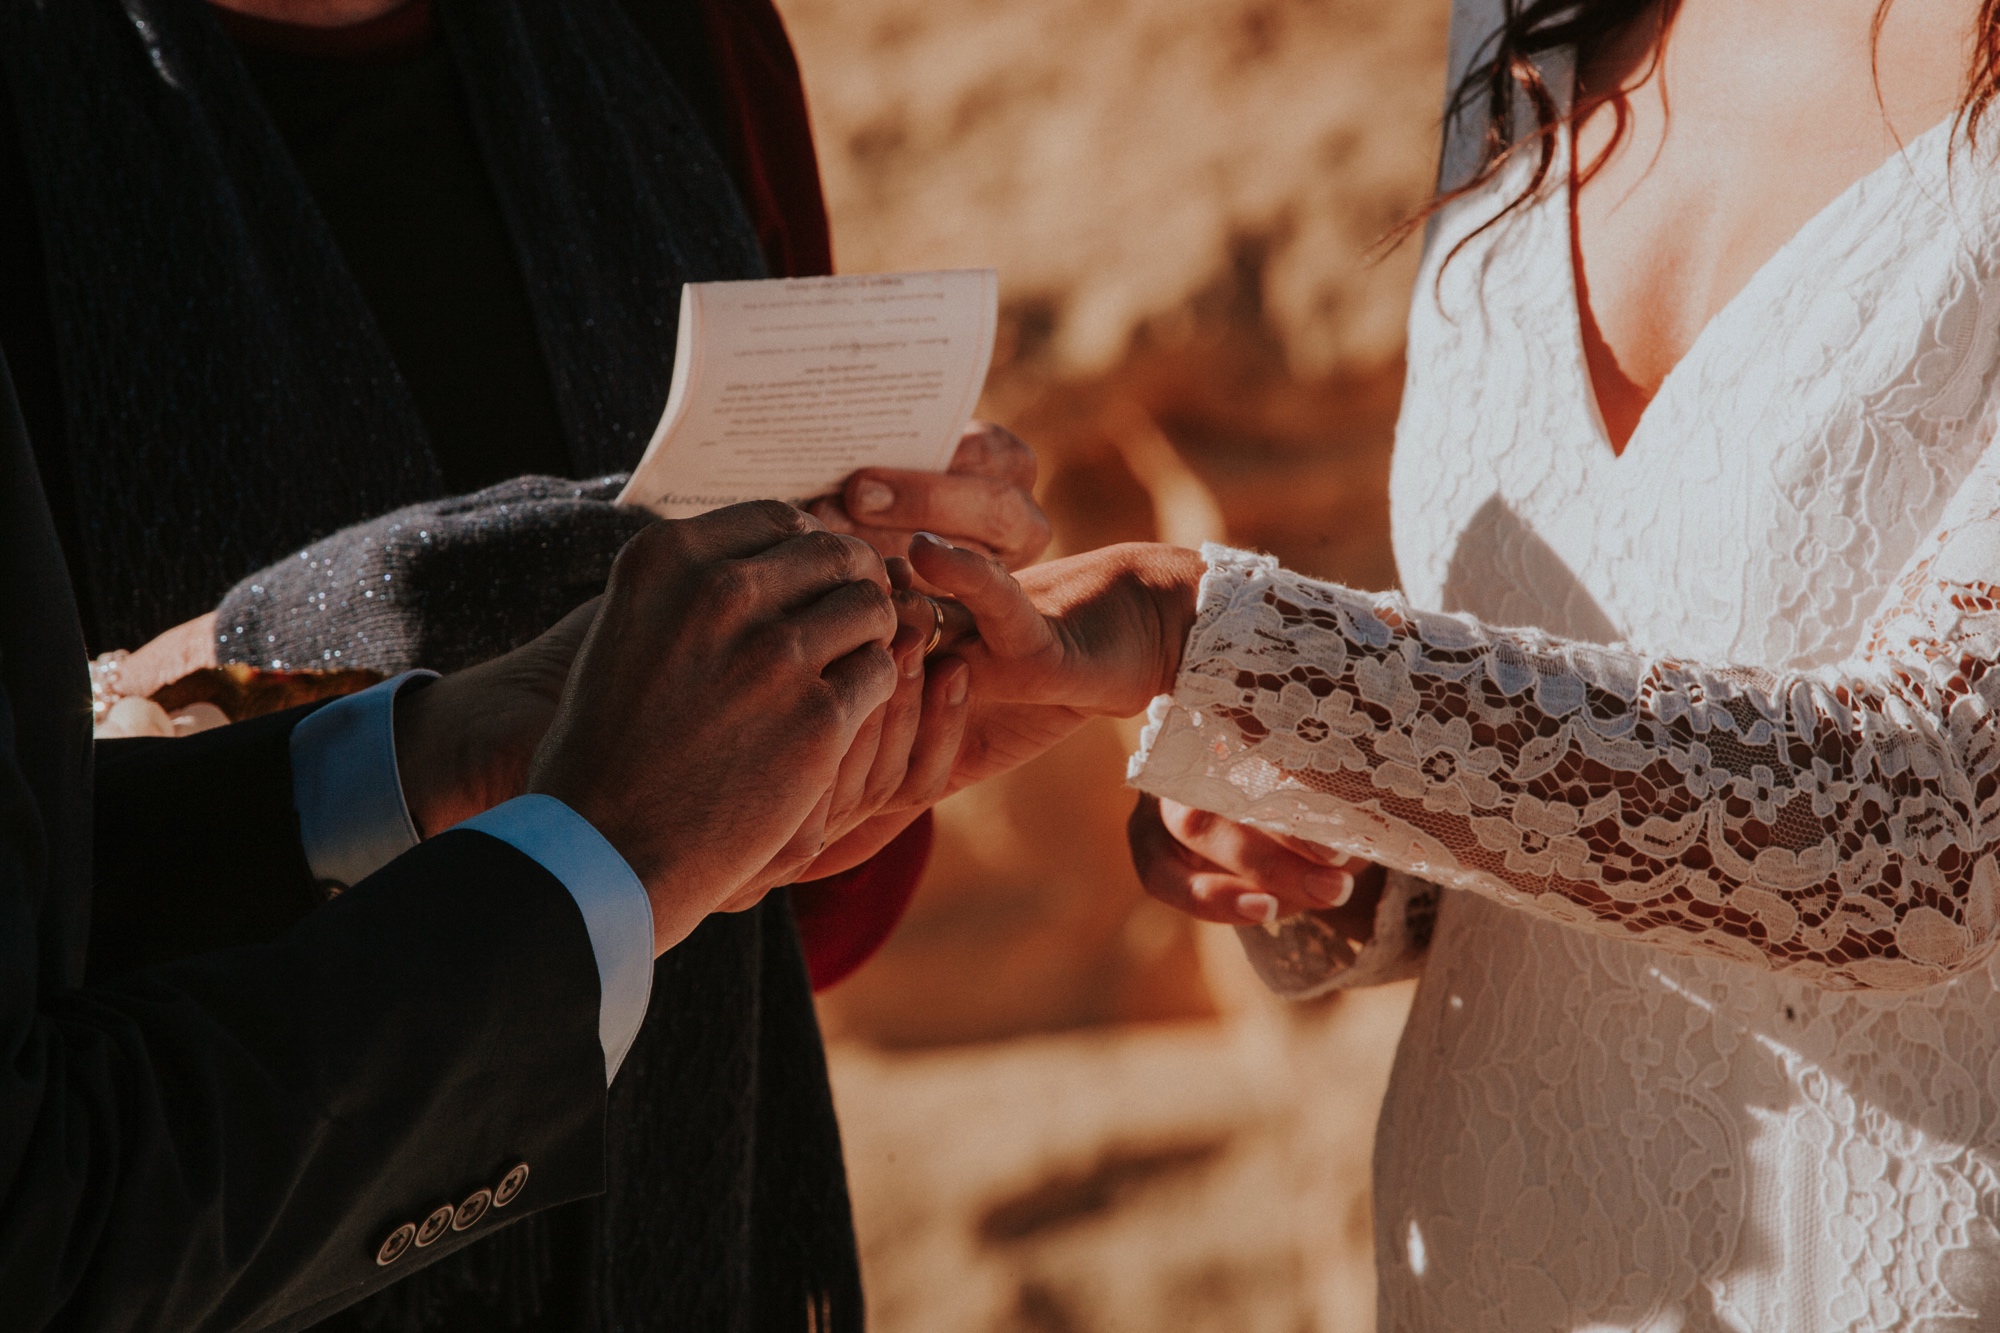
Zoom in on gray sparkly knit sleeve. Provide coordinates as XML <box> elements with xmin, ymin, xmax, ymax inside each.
<box><xmin>215</xmin><ymin>476</ymin><xmax>655</xmax><ymax>675</ymax></box>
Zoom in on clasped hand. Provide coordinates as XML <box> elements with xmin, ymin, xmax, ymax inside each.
<box><xmin>401</xmin><ymin>502</ymin><xmax>968</xmax><ymax>955</ymax></box>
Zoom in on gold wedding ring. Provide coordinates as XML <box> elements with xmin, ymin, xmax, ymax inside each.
<box><xmin>921</xmin><ymin>595</ymin><xmax>946</xmax><ymax>657</ymax></box>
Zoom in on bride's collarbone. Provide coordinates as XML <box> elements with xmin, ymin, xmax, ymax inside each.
<box><xmin>1568</xmin><ymin>0</ymin><xmax>1976</xmax><ymax>409</ymax></box>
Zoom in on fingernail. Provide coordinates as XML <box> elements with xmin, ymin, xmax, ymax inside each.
<box><xmin>854</xmin><ymin>478</ymin><xmax>895</xmax><ymax>515</ymax></box>
<box><xmin>946</xmin><ymin>663</ymin><xmax>969</xmax><ymax>706</ymax></box>
<box><xmin>1305</xmin><ymin>871</ymin><xmax>1354</xmax><ymax>909</ymax></box>
<box><xmin>913</xmin><ymin>530</ymin><xmax>954</xmax><ymax>551</ymax></box>
<box><xmin>1236</xmin><ymin>893</ymin><xmax>1279</xmax><ymax>925</ymax></box>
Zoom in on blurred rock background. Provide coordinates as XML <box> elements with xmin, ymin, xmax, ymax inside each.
<box><xmin>774</xmin><ymin>0</ymin><xmax>1452</xmax><ymax>1327</ymax></box>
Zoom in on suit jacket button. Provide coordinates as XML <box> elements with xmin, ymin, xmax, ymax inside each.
<box><xmin>452</xmin><ymin>1188</ymin><xmax>494</xmax><ymax>1231</ymax></box>
<box><xmin>493</xmin><ymin>1163</ymin><xmax>530</xmax><ymax>1208</ymax></box>
<box><xmin>375</xmin><ymin>1223</ymin><xmax>417</xmax><ymax>1267</ymax></box>
<box><xmin>415</xmin><ymin>1204</ymin><xmax>455</xmax><ymax>1247</ymax></box>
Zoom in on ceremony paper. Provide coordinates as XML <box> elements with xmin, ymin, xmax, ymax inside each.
<box><xmin>617</xmin><ymin>269</ymin><xmax>999</xmax><ymax>518</ymax></box>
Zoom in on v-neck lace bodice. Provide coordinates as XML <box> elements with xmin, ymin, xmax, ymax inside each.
<box><xmin>1129</xmin><ymin>8</ymin><xmax>2000</xmax><ymax>1329</ymax></box>
<box><xmin>1569</xmin><ymin>112</ymin><xmax>1963</xmax><ymax>468</ymax></box>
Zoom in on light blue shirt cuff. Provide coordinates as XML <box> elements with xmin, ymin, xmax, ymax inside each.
<box><xmin>290</xmin><ymin>670</ymin><xmax>437</xmax><ymax>892</ymax></box>
<box><xmin>461</xmin><ymin>796</ymin><xmax>655</xmax><ymax>1084</ymax></box>
<box><xmin>290</xmin><ymin>677</ymin><xmax>654</xmax><ymax>1082</ymax></box>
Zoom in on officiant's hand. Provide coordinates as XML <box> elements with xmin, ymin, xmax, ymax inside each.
<box><xmin>810</xmin><ymin>421</ymin><xmax>1051</xmax><ymax>571</ymax></box>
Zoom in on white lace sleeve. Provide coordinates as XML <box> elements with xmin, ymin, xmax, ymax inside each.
<box><xmin>1129</xmin><ymin>460</ymin><xmax>2000</xmax><ymax>991</ymax></box>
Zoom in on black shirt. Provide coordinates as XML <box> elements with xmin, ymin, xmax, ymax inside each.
<box><xmin>228</xmin><ymin>13</ymin><xmax>574</xmax><ymax>490</ymax></box>
<box><xmin>0</xmin><ymin>0</ymin><xmax>738</xmax><ymax>648</ymax></box>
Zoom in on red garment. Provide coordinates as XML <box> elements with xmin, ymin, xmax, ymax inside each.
<box><xmin>695</xmin><ymin>0</ymin><xmax>835</xmax><ymax>280</ymax></box>
<box><xmin>700</xmin><ymin>1</ymin><xmax>924</xmax><ymax>989</ymax></box>
<box><xmin>788</xmin><ymin>814</ymin><xmax>933</xmax><ymax>989</ymax></box>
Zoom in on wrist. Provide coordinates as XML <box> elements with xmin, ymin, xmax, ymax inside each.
<box><xmin>637</xmin><ymin>853</ymin><xmax>746</xmax><ymax>956</ymax></box>
<box><xmin>396</xmin><ymin>673</ymin><xmax>520</xmax><ymax>840</ymax></box>
<box><xmin>1015</xmin><ymin>541</ymin><xmax>1204</xmax><ymax>716</ymax></box>
<box><xmin>392</xmin><ymin>676</ymin><xmax>455</xmax><ymax>840</ymax></box>
<box><xmin>399</xmin><ymin>653</ymin><xmax>572</xmax><ymax>839</ymax></box>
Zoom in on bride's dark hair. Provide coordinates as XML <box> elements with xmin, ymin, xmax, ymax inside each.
<box><xmin>1408</xmin><ymin>0</ymin><xmax>2000</xmax><ymax>242</ymax></box>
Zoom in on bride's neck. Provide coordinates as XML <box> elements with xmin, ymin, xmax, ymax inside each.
<box><xmin>205</xmin><ymin>0</ymin><xmax>413</xmax><ymax>29</ymax></box>
<box><xmin>1574</xmin><ymin>0</ymin><xmax>1979</xmax><ymax>142</ymax></box>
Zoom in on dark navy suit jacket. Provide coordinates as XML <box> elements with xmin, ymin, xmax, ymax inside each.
<box><xmin>0</xmin><ymin>349</ymin><xmax>611</xmax><ymax>1329</ymax></box>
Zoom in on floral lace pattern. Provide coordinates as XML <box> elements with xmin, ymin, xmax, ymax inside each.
<box><xmin>1129</xmin><ymin>16</ymin><xmax>2000</xmax><ymax>1325</ymax></box>
<box><xmin>1135</xmin><ymin>531</ymin><xmax>2000</xmax><ymax>991</ymax></box>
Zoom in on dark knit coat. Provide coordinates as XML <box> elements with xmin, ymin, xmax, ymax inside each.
<box><xmin>0</xmin><ymin>1</ymin><xmax>864</xmax><ymax>1328</ymax></box>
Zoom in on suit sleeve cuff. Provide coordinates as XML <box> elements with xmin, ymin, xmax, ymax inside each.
<box><xmin>290</xmin><ymin>670</ymin><xmax>437</xmax><ymax>893</ymax></box>
<box><xmin>461</xmin><ymin>795</ymin><xmax>655</xmax><ymax>1083</ymax></box>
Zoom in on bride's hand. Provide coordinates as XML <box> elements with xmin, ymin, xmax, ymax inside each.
<box><xmin>1128</xmin><ymin>794</ymin><xmax>1378</xmax><ymax>927</ymax></box>
<box><xmin>907</xmin><ymin>534</ymin><xmax>1204</xmax><ymax>715</ymax></box>
<box><xmin>900</xmin><ymin>534</ymin><xmax>1204</xmax><ymax>793</ymax></box>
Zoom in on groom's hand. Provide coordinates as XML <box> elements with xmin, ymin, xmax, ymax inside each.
<box><xmin>528</xmin><ymin>502</ymin><xmax>902</xmax><ymax>953</ymax></box>
<box><xmin>719</xmin><ymin>567</ymin><xmax>973</xmax><ymax>894</ymax></box>
<box><xmin>393</xmin><ymin>597</ymin><xmax>601</xmax><ymax>842</ymax></box>
<box><xmin>397</xmin><ymin>524</ymin><xmax>976</xmax><ymax>916</ymax></box>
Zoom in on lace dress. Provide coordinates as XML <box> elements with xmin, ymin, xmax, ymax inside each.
<box><xmin>1128</xmin><ymin>21</ymin><xmax>2000</xmax><ymax>1332</ymax></box>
